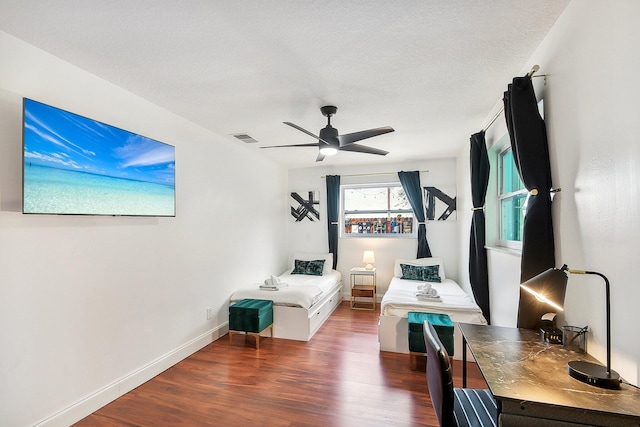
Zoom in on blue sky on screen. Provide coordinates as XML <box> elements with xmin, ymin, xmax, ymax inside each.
<box><xmin>23</xmin><ymin>99</ymin><xmax>175</xmax><ymax>186</ymax></box>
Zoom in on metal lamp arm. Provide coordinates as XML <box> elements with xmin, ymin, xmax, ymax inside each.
<box><xmin>568</xmin><ymin>269</ymin><xmax>612</xmax><ymax>375</ymax></box>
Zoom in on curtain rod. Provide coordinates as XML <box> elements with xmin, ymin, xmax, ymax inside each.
<box><xmin>481</xmin><ymin>65</ymin><xmax>543</xmax><ymax>133</ymax></box>
<box><xmin>321</xmin><ymin>170</ymin><xmax>429</xmax><ymax>179</ymax></box>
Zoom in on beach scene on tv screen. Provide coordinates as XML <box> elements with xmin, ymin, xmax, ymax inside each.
<box><xmin>23</xmin><ymin>99</ymin><xmax>175</xmax><ymax>216</ymax></box>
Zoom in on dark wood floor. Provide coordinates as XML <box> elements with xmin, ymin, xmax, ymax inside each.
<box><xmin>75</xmin><ymin>302</ymin><xmax>487</xmax><ymax>426</ymax></box>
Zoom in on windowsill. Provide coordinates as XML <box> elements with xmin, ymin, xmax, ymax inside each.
<box><xmin>340</xmin><ymin>234</ymin><xmax>417</xmax><ymax>239</ymax></box>
<box><xmin>485</xmin><ymin>245</ymin><xmax>522</xmax><ymax>257</ymax></box>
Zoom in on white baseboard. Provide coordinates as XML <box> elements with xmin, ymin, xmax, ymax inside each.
<box><xmin>34</xmin><ymin>323</ymin><xmax>229</xmax><ymax>427</ymax></box>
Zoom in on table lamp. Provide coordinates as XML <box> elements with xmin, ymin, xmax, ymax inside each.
<box><xmin>363</xmin><ymin>251</ymin><xmax>375</xmax><ymax>270</ymax></box>
<box><xmin>520</xmin><ymin>264</ymin><xmax>620</xmax><ymax>389</ymax></box>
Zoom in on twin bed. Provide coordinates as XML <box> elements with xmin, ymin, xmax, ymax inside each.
<box><xmin>378</xmin><ymin>257</ymin><xmax>487</xmax><ymax>360</ymax></box>
<box><xmin>229</xmin><ymin>253</ymin><xmax>486</xmax><ymax>357</ymax></box>
<box><xmin>229</xmin><ymin>253</ymin><xmax>342</xmax><ymax>341</ymax></box>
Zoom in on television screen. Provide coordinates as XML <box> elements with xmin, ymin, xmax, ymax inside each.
<box><xmin>22</xmin><ymin>98</ymin><xmax>175</xmax><ymax>216</ymax></box>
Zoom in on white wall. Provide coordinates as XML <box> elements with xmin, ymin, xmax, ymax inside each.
<box><xmin>288</xmin><ymin>158</ymin><xmax>459</xmax><ymax>298</ymax></box>
<box><xmin>457</xmin><ymin>0</ymin><xmax>640</xmax><ymax>386</ymax></box>
<box><xmin>0</xmin><ymin>32</ymin><xmax>289</xmax><ymax>426</ymax></box>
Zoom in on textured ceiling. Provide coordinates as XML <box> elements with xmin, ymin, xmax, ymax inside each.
<box><xmin>0</xmin><ymin>1</ymin><xmax>570</xmax><ymax>168</ymax></box>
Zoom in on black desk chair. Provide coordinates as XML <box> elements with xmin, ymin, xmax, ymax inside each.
<box><xmin>423</xmin><ymin>321</ymin><xmax>498</xmax><ymax>427</ymax></box>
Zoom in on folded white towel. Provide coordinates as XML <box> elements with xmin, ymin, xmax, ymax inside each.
<box><xmin>260</xmin><ymin>278</ymin><xmax>288</xmax><ymax>291</ymax></box>
<box><xmin>261</xmin><ymin>285</ymin><xmax>288</xmax><ymax>291</ymax></box>
<box><xmin>262</xmin><ymin>279</ymin><xmax>276</xmax><ymax>287</ymax></box>
<box><xmin>417</xmin><ymin>283</ymin><xmax>432</xmax><ymax>292</ymax></box>
<box><xmin>415</xmin><ymin>293</ymin><xmax>442</xmax><ymax>302</ymax></box>
<box><xmin>416</xmin><ymin>287</ymin><xmax>438</xmax><ymax>297</ymax></box>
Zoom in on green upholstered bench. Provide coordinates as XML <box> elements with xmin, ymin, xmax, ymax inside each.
<box><xmin>408</xmin><ymin>312</ymin><xmax>454</xmax><ymax>370</ymax></box>
<box><xmin>229</xmin><ymin>299</ymin><xmax>274</xmax><ymax>349</ymax></box>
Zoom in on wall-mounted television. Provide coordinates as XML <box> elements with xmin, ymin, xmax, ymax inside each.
<box><xmin>22</xmin><ymin>98</ymin><xmax>175</xmax><ymax>216</ymax></box>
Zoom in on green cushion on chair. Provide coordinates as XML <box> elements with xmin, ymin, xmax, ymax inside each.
<box><xmin>408</xmin><ymin>312</ymin><xmax>454</xmax><ymax>356</ymax></box>
<box><xmin>229</xmin><ymin>299</ymin><xmax>273</xmax><ymax>333</ymax></box>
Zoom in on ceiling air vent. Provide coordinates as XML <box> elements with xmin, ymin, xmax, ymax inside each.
<box><xmin>232</xmin><ymin>133</ymin><xmax>259</xmax><ymax>144</ymax></box>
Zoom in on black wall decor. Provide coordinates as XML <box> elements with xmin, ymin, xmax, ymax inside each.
<box><xmin>290</xmin><ymin>191</ymin><xmax>320</xmax><ymax>222</ymax></box>
<box><xmin>424</xmin><ymin>186</ymin><xmax>457</xmax><ymax>221</ymax></box>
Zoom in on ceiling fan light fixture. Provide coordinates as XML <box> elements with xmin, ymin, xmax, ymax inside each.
<box><xmin>319</xmin><ymin>146</ymin><xmax>338</xmax><ymax>156</ymax></box>
<box><xmin>272</xmin><ymin>105</ymin><xmax>394</xmax><ymax>162</ymax></box>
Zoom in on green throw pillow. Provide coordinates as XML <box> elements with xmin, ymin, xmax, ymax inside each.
<box><xmin>292</xmin><ymin>259</ymin><xmax>325</xmax><ymax>276</ymax></box>
<box><xmin>400</xmin><ymin>264</ymin><xmax>441</xmax><ymax>282</ymax></box>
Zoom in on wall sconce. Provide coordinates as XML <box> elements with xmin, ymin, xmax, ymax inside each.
<box><xmin>362</xmin><ymin>251</ymin><xmax>375</xmax><ymax>270</ymax></box>
<box><xmin>520</xmin><ymin>264</ymin><xmax>620</xmax><ymax>389</ymax></box>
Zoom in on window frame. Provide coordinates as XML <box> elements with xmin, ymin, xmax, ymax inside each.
<box><xmin>340</xmin><ymin>183</ymin><xmax>417</xmax><ymax>238</ymax></box>
<box><xmin>496</xmin><ymin>144</ymin><xmax>526</xmax><ymax>250</ymax></box>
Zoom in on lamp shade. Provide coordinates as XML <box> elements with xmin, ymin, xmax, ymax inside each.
<box><xmin>520</xmin><ymin>266</ymin><xmax>569</xmax><ymax>312</ymax></box>
<box><xmin>363</xmin><ymin>251</ymin><xmax>375</xmax><ymax>270</ymax></box>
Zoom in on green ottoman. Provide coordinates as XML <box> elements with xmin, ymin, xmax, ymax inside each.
<box><xmin>229</xmin><ymin>299</ymin><xmax>274</xmax><ymax>349</ymax></box>
<box><xmin>408</xmin><ymin>312</ymin><xmax>454</xmax><ymax>370</ymax></box>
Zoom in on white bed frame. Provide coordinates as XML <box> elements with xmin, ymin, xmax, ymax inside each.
<box><xmin>259</xmin><ymin>283</ymin><xmax>343</xmax><ymax>341</ymax></box>
<box><xmin>378</xmin><ymin>314</ymin><xmax>474</xmax><ymax>361</ymax></box>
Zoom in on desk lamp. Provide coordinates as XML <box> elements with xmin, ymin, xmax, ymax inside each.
<box><xmin>520</xmin><ymin>264</ymin><xmax>620</xmax><ymax>389</ymax></box>
<box><xmin>363</xmin><ymin>251</ymin><xmax>376</xmax><ymax>270</ymax></box>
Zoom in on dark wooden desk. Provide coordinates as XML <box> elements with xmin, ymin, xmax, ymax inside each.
<box><xmin>460</xmin><ymin>323</ymin><xmax>640</xmax><ymax>426</ymax></box>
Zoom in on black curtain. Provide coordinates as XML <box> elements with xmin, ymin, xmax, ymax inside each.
<box><xmin>469</xmin><ymin>131</ymin><xmax>491</xmax><ymax>324</ymax></box>
<box><xmin>504</xmin><ymin>76</ymin><xmax>556</xmax><ymax>329</ymax></box>
<box><xmin>398</xmin><ymin>171</ymin><xmax>432</xmax><ymax>258</ymax></box>
<box><xmin>325</xmin><ymin>175</ymin><xmax>340</xmax><ymax>270</ymax></box>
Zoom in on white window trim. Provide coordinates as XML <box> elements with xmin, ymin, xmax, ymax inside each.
<box><xmin>496</xmin><ymin>145</ymin><xmax>525</xmax><ymax>250</ymax></box>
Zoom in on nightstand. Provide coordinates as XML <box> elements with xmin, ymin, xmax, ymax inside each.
<box><xmin>350</xmin><ymin>268</ymin><xmax>377</xmax><ymax>310</ymax></box>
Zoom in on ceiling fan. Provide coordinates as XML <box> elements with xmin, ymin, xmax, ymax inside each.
<box><xmin>261</xmin><ymin>105</ymin><xmax>394</xmax><ymax>162</ymax></box>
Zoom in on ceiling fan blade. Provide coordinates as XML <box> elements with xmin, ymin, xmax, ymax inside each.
<box><xmin>338</xmin><ymin>126</ymin><xmax>394</xmax><ymax>146</ymax></box>
<box><xmin>339</xmin><ymin>143</ymin><xmax>389</xmax><ymax>156</ymax></box>
<box><xmin>283</xmin><ymin>122</ymin><xmax>332</xmax><ymax>145</ymax></box>
<box><xmin>315</xmin><ymin>152</ymin><xmax>325</xmax><ymax>162</ymax></box>
<box><xmin>260</xmin><ymin>143</ymin><xmax>319</xmax><ymax>149</ymax></box>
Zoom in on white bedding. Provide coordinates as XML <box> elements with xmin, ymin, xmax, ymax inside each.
<box><xmin>380</xmin><ymin>277</ymin><xmax>487</xmax><ymax>325</ymax></box>
<box><xmin>230</xmin><ymin>270</ymin><xmax>342</xmax><ymax>309</ymax></box>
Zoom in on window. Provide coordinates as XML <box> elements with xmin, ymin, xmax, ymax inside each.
<box><xmin>341</xmin><ymin>184</ymin><xmax>415</xmax><ymax>237</ymax></box>
<box><xmin>498</xmin><ymin>146</ymin><xmax>526</xmax><ymax>248</ymax></box>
